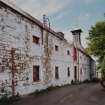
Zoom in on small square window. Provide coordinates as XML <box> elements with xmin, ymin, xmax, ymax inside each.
<box><xmin>33</xmin><ymin>36</ymin><xmax>39</xmax><ymax>44</ymax></box>
<box><xmin>55</xmin><ymin>45</ymin><xmax>59</xmax><ymax>51</ymax></box>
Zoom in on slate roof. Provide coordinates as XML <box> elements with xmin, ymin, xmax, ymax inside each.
<box><xmin>0</xmin><ymin>0</ymin><xmax>64</xmax><ymax>40</ymax></box>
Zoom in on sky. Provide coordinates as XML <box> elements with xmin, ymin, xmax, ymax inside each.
<box><xmin>12</xmin><ymin>0</ymin><xmax>105</xmax><ymax>48</ymax></box>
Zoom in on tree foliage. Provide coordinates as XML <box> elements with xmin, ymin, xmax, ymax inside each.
<box><xmin>87</xmin><ymin>20</ymin><xmax>105</xmax><ymax>79</ymax></box>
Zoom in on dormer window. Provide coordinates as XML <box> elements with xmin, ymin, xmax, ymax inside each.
<box><xmin>33</xmin><ymin>36</ymin><xmax>39</xmax><ymax>44</ymax></box>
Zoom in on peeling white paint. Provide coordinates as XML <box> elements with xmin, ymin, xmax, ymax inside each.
<box><xmin>0</xmin><ymin>1</ymin><xmax>96</xmax><ymax>96</ymax></box>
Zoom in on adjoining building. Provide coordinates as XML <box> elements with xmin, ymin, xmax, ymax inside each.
<box><xmin>0</xmin><ymin>0</ymin><xmax>96</xmax><ymax>96</ymax></box>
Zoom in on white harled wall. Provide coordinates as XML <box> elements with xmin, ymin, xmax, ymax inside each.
<box><xmin>0</xmin><ymin>2</ymin><xmax>95</xmax><ymax>96</ymax></box>
<box><xmin>78</xmin><ymin>51</ymin><xmax>90</xmax><ymax>82</ymax></box>
<box><xmin>0</xmin><ymin>6</ymin><xmax>45</xmax><ymax>95</ymax></box>
<box><xmin>48</xmin><ymin>34</ymin><xmax>74</xmax><ymax>86</ymax></box>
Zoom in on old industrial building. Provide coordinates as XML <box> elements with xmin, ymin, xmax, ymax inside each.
<box><xmin>0</xmin><ymin>0</ymin><xmax>96</xmax><ymax>96</ymax></box>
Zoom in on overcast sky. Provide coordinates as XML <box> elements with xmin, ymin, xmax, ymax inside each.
<box><xmin>14</xmin><ymin>0</ymin><xmax>105</xmax><ymax>48</ymax></box>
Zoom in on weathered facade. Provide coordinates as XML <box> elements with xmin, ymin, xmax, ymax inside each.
<box><xmin>0</xmin><ymin>0</ymin><xmax>96</xmax><ymax>96</ymax></box>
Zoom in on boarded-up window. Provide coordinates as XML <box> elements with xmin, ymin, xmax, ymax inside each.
<box><xmin>33</xmin><ymin>36</ymin><xmax>39</xmax><ymax>44</ymax></box>
<box><xmin>67</xmin><ymin>67</ymin><xmax>70</xmax><ymax>77</ymax></box>
<box><xmin>55</xmin><ymin>66</ymin><xmax>59</xmax><ymax>79</ymax></box>
<box><xmin>55</xmin><ymin>45</ymin><xmax>59</xmax><ymax>51</ymax></box>
<box><xmin>33</xmin><ymin>66</ymin><xmax>40</xmax><ymax>82</ymax></box>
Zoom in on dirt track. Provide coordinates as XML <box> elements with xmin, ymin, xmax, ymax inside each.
<box><xmin>13</xmin><ymin>83</ymin><xmax>105</xmax><ymax>105</ymax></box>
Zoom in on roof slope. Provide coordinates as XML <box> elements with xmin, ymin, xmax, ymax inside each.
<box><xmin>0</xmin><ymin>0</ymin><xmax>95</xmax><ymax>61</ymax></box>
<box><xmin>0</xmin><ymin>0</ymin><xmax>64</xmax><ymax>40</ymax></box>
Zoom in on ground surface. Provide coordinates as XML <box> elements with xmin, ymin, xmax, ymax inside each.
<box><xmin>13</xmin><ymin>83</ymin><xmax>105</xmax><ymax>105</ymax></box>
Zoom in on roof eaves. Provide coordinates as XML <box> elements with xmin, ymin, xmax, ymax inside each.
<box><xmin>0</xmin><ymin>0</ymin><xmax>64</xmax><ymax>40</ymax></box>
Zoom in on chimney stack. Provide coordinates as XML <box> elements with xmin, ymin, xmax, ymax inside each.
<box><xmin>43</xmin><ymin>14</ymin><xmax>50</xmax><ymax>28</ymax></box>
<box><xmin>71</xmin><ymin>28</ymin><xmax>83</xmax><ymax>49</ymax></box>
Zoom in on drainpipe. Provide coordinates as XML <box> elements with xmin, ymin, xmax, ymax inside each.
<box><xmin>77</xmin><ymin>50</ymin><xmax>80</xmax><ymax>82</ymax></box>
<box><xmin>11</xmin><ymin>48</ymin><xmax>16</xmax><ymax>96</ymax></box>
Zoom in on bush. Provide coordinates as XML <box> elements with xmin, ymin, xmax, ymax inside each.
<box><xmin>83</xmin><ymin>80</ymin><xmax>91</xmax><ymax>83</ymax></box>
<box><xmin>0</xmin><ymin>95</ymin><xmax>20</xmax><ymax>105</ymax></box>
<box><xmin>100</xmin><ymin>80</ymin><xmax>105</xmax><ymax>88</ymax></box>
<box><xmin>71</xmin><ymin>80</ymin><xmax>74</xmax><ymax>84</ymax></box>
<box><xmin>91</xmin><ymin>78</ymin><xmax>100</xmax><ymax>83</ymax></box>
<box><xmin>0</xmin><ymin>95</ymin><xmax>10</xmax><ymax>105</ymax></box>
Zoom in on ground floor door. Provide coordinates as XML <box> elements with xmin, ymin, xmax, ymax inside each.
<box><xmin>74</xmin><ymin>66</ymin><xmax>77</xmax><ymax>81</ymax></box>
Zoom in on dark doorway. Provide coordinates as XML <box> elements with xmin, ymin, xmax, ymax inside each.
<box><xmin>74</xmin><ymin>66</ymin><xmax>77</xmax><ymax>81</ymax></box>
<box><xmin>33</xmin><ymin>65</ymin><xmax>40</xmax><ymax>82</ymax></box>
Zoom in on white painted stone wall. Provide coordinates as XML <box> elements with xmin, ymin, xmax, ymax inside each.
<box><xmin>0</xmin><ymin>5</ymin><xmax>45</xmax><ymax>96</ymax></box>
<box><xmin>0</xmin><ymin>1</ymin><xmax>96</xmax><ymax>96</ymax></box>
<box><xmin>78</xmin><ymin>51</ymin><xmax>91</xmax><ymax>82</ymax></box>
<box><xmin>48</xmin><ymin>34</ymin><xmax>74</xmax><ymax>86</ymax></box>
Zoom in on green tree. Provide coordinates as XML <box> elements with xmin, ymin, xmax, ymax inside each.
<box><xmin>87</xmin><ymin>20</ymin><xmax>105</xmax><ymax>79</ymax></box>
